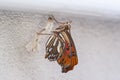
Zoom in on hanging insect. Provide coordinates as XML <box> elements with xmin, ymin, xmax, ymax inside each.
<box><xmin>45</xmin><ymin>16</ymin><xmax>78</xmax><ymax>73</ymax></box>
<box><xmin>26</xmin><ymin>16</ymin><xmax>78</xmax><ymax>73</ymax></box>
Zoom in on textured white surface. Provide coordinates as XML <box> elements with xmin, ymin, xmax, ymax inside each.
<box><xmin>0</xmin><ymin>10</ymin><xmax>120</xmax><ymax>80</ymax></box>
<box><xmin>0</xmin><ymin>0</ymin><xmax>120</xmax><ymax>15</ymax></box>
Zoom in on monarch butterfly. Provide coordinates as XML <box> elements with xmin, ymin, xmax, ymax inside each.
<box><xmin>45</xmin><ymin>17</ymin><xmax>78</xmax><ymax>73</ymax></box>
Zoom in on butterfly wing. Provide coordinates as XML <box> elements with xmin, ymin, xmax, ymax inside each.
<box><xmin>57</xmin><ymin>26</ymin><xmax>78</xmax><ymax>73</ymax></box>
<box><xmin>45</xmin><ymin>34</ymin><xmax>64</xmax><ymax>61</ymax></box>
<box><xmin>45</xmin><ymin>24</ymin><xmax>78</xmax><ymax>73</ymax></box>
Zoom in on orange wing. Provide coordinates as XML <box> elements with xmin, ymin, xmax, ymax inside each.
<box><xmin>57</xmin><ymin>28</ymin><xmax>78</xmax><ymax>73</ymax></box>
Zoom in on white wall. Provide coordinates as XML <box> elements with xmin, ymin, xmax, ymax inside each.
<box><xmin>0</xmin><ymin>10</ymin><xmax>120</xmax><ymax>80</ymax></box>
<box><xmin>0</xmin><ymin>0</ymin><xmax>120</xmax><ymax>16</ymax></box>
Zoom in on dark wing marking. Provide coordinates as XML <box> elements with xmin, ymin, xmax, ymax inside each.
<box><xmin>45</xmin><ymin>34</ymin><xmax>64</xmax><ymax>61</ymax></box>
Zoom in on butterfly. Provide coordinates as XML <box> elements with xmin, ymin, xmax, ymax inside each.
<box><xmin>45</xmin><ymin>19</ymin><xmax>78</xmax><ymax>73</ymax></box>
